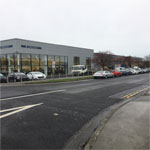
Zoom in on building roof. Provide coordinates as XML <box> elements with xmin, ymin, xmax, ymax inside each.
<box><xmin>0</xmin><ymin>38</ymin><xmax>93</xmax><ymax>51</ymax></box>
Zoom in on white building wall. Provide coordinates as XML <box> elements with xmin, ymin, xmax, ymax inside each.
<box><xmin>0</xmin><ymin>38</ymin><xmax>94</xmax><ymax>75</ymax></box>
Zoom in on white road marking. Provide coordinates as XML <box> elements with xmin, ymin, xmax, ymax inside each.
<box><xmin>53</xmin><ymin>113</ymin><xmax>59</xmax><ymax>116</ymax></box>
<box><xmin>0</xmin><ymin>89</ymin><xmax>66</xmax><ymax>101</ymax></box>
<box><xmin>0</xmin><ymin>103</ymin><xmax>43</xmax><ymax>119</ymax></box>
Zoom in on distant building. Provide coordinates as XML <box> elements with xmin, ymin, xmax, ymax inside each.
<box><xmin>94</xmin><ymin>53</ymin><xmax>144</xmax><ymax>70</ymax></box>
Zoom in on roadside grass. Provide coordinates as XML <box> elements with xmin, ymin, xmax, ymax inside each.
<box><xmin>25</xmin><ymin>76</ymin><xmax>93</xmax><ymax>84</ymax></box>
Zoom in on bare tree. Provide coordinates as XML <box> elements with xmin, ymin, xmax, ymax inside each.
<box><xmin>123</xmin><ymin>56</ymin><xmax>133</xmax><ymax>67</ymax></box>
<box><xmin>133</xmin><ymin>57</ymin><xmax>144</xmax><ymax>68</ymax></box>
<box><xmin>93</xmin><ymin>51</ymin><xmax>113</xmax><ymax>70</ymax></box>
<box><xmin>144</xmin><ymin>54</ymin><xmax>150</xmax><ymax>61</ymax></box>
<box><xmin>144</xmin><ymin>54</ymin><xmax>150</xmax><ymax>67</ymax></box>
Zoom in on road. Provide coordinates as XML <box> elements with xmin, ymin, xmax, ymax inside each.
<box><xmin>0</xmin><ymin>73</ymin><xmax>149</xmax><ymax>149</ymax></box>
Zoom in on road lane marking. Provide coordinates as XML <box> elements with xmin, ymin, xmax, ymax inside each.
<box><xmin>0</xmin><ymin>103</ymin><xmax>43</xmax><ymax>119</ymax></box>
<box><xmin>0</xmin><ymin>89</ymin><xmax>66</xmax><ymax>101</ymax></box>
<box><xmin>122</xmin><ymin>87</ymin><xmax>149</xmax><ymax>99</ymax></box>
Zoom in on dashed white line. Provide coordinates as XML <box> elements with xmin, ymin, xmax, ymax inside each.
<box><xmin>0</xmin><ymin>89</ymin><xmax>66</xmax><ymax>101</ymax></box>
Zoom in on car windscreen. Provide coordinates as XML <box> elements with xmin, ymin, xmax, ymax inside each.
<box><xmin>72</xmin><ymin>67</ymin><xmax>82</xmax><ymax>70</ymax></box>
<box><xmin>15</xmin><ymin>73</ymin><xmax>26</xmax><ymax>76</ymax></box>
<box><xmin>0</xmin><ymin>73</ymin><xmax>4</xmax><ymax>77</ymax></box>
<box><xmin>32</xmin><ymin>72</ymin><xmax>42</xmax><ymax>75</ymax></box>
<box><xmin>96</xmin><ymin>71</ymin><xmax>104</xmax><ymax>73</ymax></box>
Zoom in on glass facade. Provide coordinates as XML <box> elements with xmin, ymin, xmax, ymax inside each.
<box><xmin>0</xmin><ymin>54</ymin><xmax>8</xmax><ymax>75</ymax></box>
<box><xmin>74</xmin><ymin>57</ymin><xmax>80</xmax><ymax>65</ymax></box>
<box><xmin>0</xmin><ymin>53</ymin><xmax>68</xmax><ymax>76</ymax></box>
<box><xmin>86</xmin><ymin>57</ymin><xmax>91</xmax><ymax>70</ymax></box>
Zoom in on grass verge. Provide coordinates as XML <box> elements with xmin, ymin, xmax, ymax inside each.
<box><xmin>25</xmin><ymin>76</ymin><xmax>93</xmax><ymax>84</ymax></box>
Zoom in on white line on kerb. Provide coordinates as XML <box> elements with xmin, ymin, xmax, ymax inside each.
<box><xmin>0</xmin><ymin>89</ymin><xmax>66</xmax><ymax>101</ymax></box>
<box><xmin>0</xmin><ymin>103</ymin><xmax>43</xmax><ymax>119</ymax></box>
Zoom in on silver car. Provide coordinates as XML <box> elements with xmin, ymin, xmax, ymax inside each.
<box><xmin>93</xmin><ymin>71</ymin><xmax>114</xmax><ymax>79</ymax></box>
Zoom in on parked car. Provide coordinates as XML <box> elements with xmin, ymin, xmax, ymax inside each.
<box><xmin>142</xmin><ymin>68</ymin><xmax>149</xmax><ymax>73</ymax></box>
<box><xmin>129</xmin><ymin>68</ymin><xmax>138</xmax><ymax>75</ymax></box>
<box><xmin>133</xmin><ymin>66</ymin><xmax>142</xmax><ymax>74</ymax></box>
<box><xmin>0</xmin><ymin>73</ymin><xmax>7</xmax><ymax>83</ymax></box>
<box><xmin>116</xmin><ymin>67</ymin><xmax>128</xmax><ymax>76</ymax></box>
<box><xmin>111</xmin><ymin>70</ymin><xmax>122</xmax><ymax>77</ymax></box>
<box><xmin>93</xmin><ymin>71</ymin><xmax>114</xmax><ymax>79</ymax></box>
<box><xmin>27</xmin><ymin>72</ymin><xmax>46</xmax><ymax>80</ymax></box>
<box><xmin>8</xmin><ymin>72</ymin><xmax>29</xmax><ymax>82</ymax></box>
<box><xmin>126</xmin><ymin>68</ymin><xmax>133</xmax><ymax>75</ymax></box>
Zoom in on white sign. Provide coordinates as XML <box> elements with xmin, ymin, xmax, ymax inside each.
<box><xmin>52</xmin><ymin>61</ymin><xmax>56</xmax><ymax>68</ymax></box>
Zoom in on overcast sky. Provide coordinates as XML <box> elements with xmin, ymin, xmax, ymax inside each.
<box><xmin>0</xmin><ymin>0</ymin><xmax>149</xmax><ymax>57</ymax></box>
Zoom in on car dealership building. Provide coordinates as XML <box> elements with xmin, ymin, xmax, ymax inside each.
<box><xmin>0</xmin><ymin>38</ymin><xmax>93</xmax><ymax>76</ymax></box>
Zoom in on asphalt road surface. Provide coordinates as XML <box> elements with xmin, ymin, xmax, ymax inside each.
<box><xmin>0</xmin><ymin>73</ymin><xmax>149</xmax><ymax>149</ymax></box>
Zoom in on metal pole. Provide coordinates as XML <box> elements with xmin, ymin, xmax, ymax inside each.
<box><xmin>53</xmin><ymin>69</ymin><xmax>55</xmax><ymax>80</ymax></box>
<box><xmin>21</xmin><ymin>76</ymin><xmax>22</xmax><ymax>82</ymax></box>
<box><xmin>7</xmin><ymin>76</ymin><xmax>9</xmax><ymax>83</ymax></box>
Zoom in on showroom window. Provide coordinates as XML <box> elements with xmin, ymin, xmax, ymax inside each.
<box><xmin>74</xmin><ymin>57</ymin><xmax>80</xmax><ymax>65</ymax></box>
<box><xmin>0</xmin><ymin>54</ymin><xmax>7</xmax><ymax>66</ymax></box>
<box><xmin>22</xmin><ymin>54</ymin><xmax>31</xmax><ymax>66</ymax></box>
<box><xmin>40</xmin><ymin>55</ymin><xmax>47</xmax><ymax>66</ymax></box>
<box><xmin>31</xmin><ymin>54</ymin><xmax>40</xmax><ymax>66</ymax></box>
<box><xmin>48</xmin><ymin>56</ymin><xmax>55</xmax><ymax>66</ymax></box>
<box><xmin>48</xmin><ymin>56</ymin><xmax>55</xmax><ymax>75</ymax></box>
<box><xmin>31</xmin><ymin>54</ymin><xmax>40</xmax><ymax>71</ymax></box>
<box><xmin>39</xmin><ymin>55</ymin><xmax>47</xmax><ymax>74</ymax></box>
<box><xmin>86</xmin><ymin>57</ymin><xmax>91</xmax><ymax>70</ymax></box>
<box><xmin>21</xmin><ymin>53</ymin><xmax>31</xmax><ymax>73</ymax></box>
<box><xmin>7</xmin><ymin>54</ymin><xmax>15</xmax><ymax>73</ymax></box>
<box><xmin>0</xmin><ymin>54</ymin><xmax>8</xmax><ymax>74</ymax></box>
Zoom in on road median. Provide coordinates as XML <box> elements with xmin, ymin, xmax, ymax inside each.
<box><xmin>25</xmin><ymin>76</ymin><xmax>93</xmax><ymax>84</ymax></box>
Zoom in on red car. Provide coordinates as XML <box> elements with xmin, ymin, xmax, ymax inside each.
<box><xmin>111</xmin><ymin>70</ymin><xmax>122</xmax><ymax>77</ymax></box>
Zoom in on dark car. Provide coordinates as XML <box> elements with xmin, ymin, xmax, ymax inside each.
<box><xmin>0</xmin><ymin>73</ymin><xmax>7</xmax><ymax>83</ymax></box>
<box><xmin>120</xmin><ymin>70</ymin><xmax>128</xmax><ymax>76</ymax></box>
<box><xmin>8</xmin><ymin>72</ymin><xmax>29</xmax><ymax>82</ymax></box>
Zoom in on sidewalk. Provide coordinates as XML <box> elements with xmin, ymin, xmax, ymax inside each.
<box><xmin>85</xmin><ymin>90</ymin><xmax>150</xmax><ymax>150</ymax></box>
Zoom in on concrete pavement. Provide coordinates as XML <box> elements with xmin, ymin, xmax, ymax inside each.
<box><xmin>85</xmin><ymin>90</ymin><xmax>150</xmax><ymax>150</ymax></box>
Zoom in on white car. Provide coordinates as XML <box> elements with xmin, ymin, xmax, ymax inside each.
<box><xmin>93</xmin><ymin>71</ymin><xmax>114</xmax><ymax>79</ymax></box>
<box><xmin>27</xmin><ymin>72</ymin><xmax>46</xmax><ymax>80</ymax></box>
<box><xmin>130</xmin><ymin>68</ymin><xmax>138</xmax><ymax>75</ymax></box>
